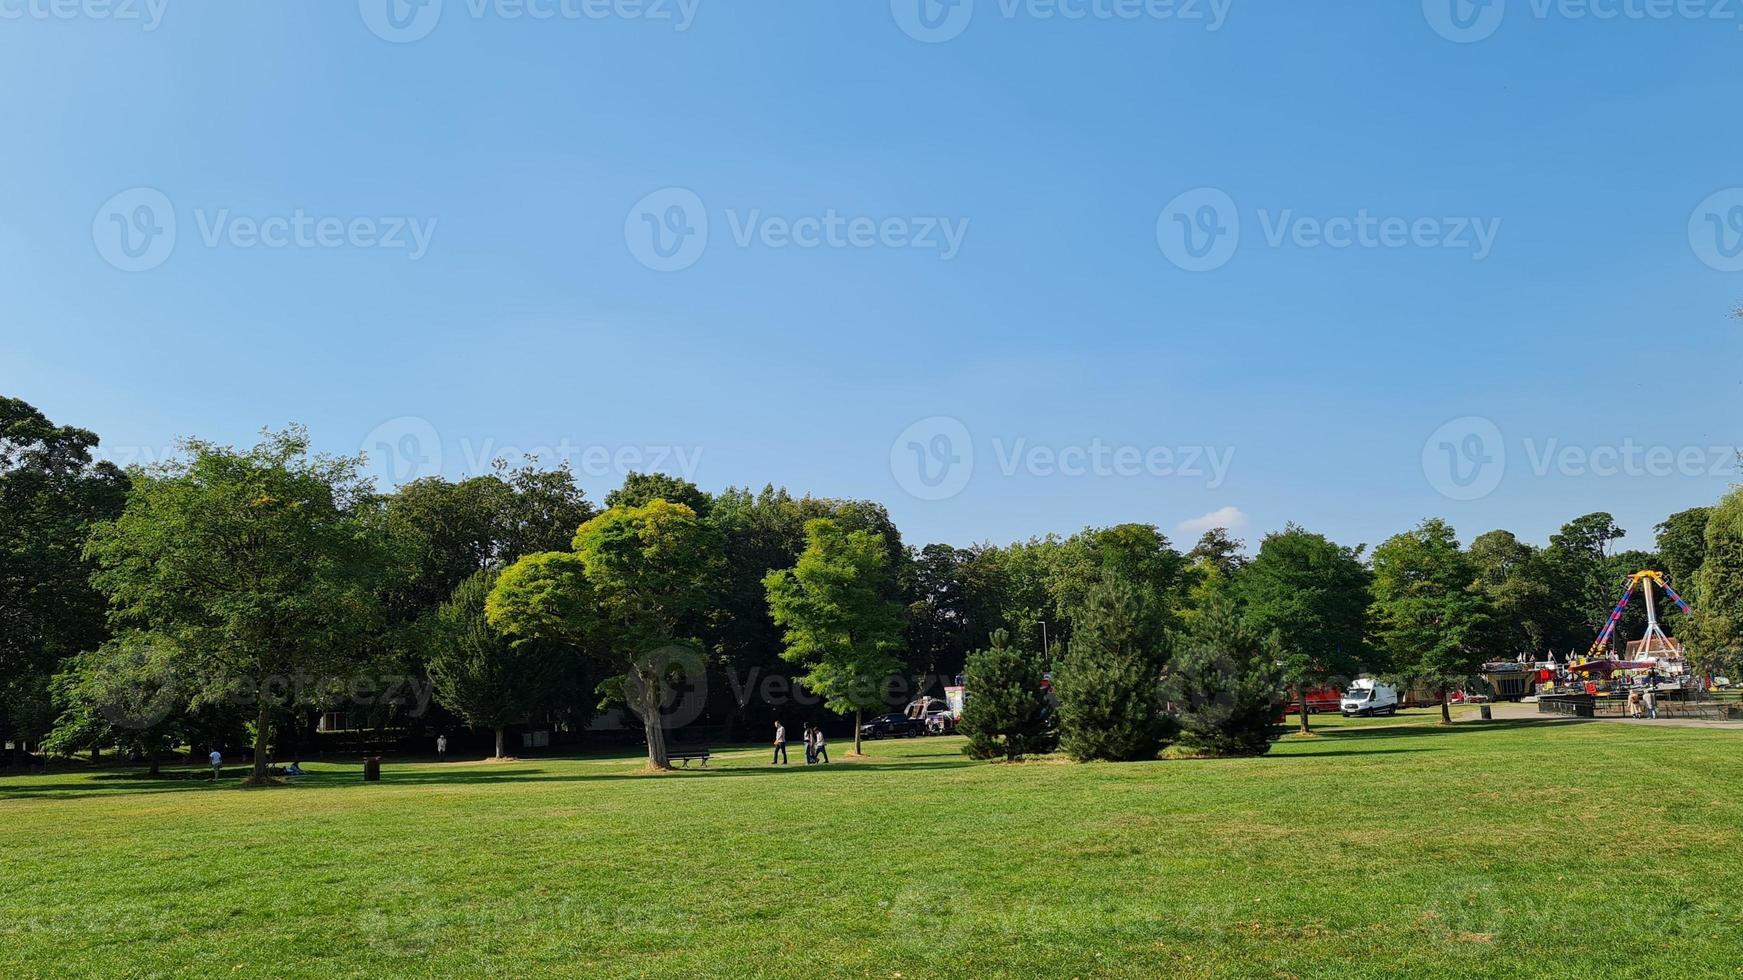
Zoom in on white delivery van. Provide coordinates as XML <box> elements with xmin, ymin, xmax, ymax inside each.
<box><xmin>1340</xmin><ymin>679</ymin><xmax>1399</xmax><ymax>717</ymax></box>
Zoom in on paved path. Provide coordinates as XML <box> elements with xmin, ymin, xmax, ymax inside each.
<box><xmin>1481</xmin><ymin>700</ymin><xmax>1743</xmax><ymax>730</ymax></box>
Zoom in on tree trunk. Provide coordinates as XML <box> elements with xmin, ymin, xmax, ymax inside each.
<box><xmin>1298</xmin><ymin>688</ymin><xmax>1312</xmax><ymax>735</ymax></box>
<box><xmin>854</xmin><ymin>708</ymin><xmax>863</xmax><ymax>755</ymax></box>
<box><xmin>1440</xmin><ymin>687</ymin><xmax>1452</xmax><ymax>725</ymax></box>
<box><xmin>629</xmin><ymin>664</ymin><xmax>671</xmax><ymax>769</ymax></box>
<box><xmin>148</xmin><ymin>745</ymin><xmax>161</xmax><ymax>777</ymax></box>
<box><xmin>250</xmin><ymin>700</ymin><xmax>273</xmax><ymax>782</ymax></box>
<box><xmin>495</xmin><ymin>726</ymin><xmax>505</xmax><ymax>759</ymax></box>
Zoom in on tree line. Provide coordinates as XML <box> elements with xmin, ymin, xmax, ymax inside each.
<box><xmin>4</xmin><ymin>396</ymin><xmax>1740</xmax><ymax>776</ymax></box>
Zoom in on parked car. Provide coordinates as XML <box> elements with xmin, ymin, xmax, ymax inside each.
<box><xmin>860</xmin><ymin>713</ymin><xmax>924</xmax><ymax>739</ymax></box>
<box><xmin>1341</xmin><ymin>679</ymin><xmax>1400</xmax><ymax>717</ymax></box>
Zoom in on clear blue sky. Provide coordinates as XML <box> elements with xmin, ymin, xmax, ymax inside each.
<box><xmin>4</xmin><ymin>2</ymin><xmax>1740</xmax><ymax>554</ymax></box>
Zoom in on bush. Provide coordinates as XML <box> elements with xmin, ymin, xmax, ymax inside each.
<box><xmin>959</xmin><ymin>629</ymin><xmax>1056</xmax><ymax>761</ymax></box>
<box><xmin>1164</xmin><ymin>599</ymin><xmax>1288</xmax><ymax>757</ymax></box>
<box><xmin>1052</xmin><ymin>581</ymin><xmax>1173</xmax><ymax>761</ymax></box>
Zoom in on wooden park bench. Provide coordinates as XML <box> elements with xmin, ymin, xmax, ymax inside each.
<box><xmin>668</xmin><ymin>747</ymin><xmax>711</xmax><ymax>768</ymax></box>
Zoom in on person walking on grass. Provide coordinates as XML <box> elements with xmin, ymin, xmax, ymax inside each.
<box><xmin>436</xmin><ymin>734</ymin><xmax>447</xmax><ymax>762</ymax></box>
<box><xmin>813</xmin><ymin>725</ymin><xmax>829</xmax><ymax>764</ymax></box>
<box><xmin>1644</xmin><ymin>688</ymin><xmax>1658</xmax><ymax>720</ymax></box>
<box><xmin>1628</xmin><ymin>689</ymin><xmax>1642</xmax><ymax>719</ymax></box>
<box><xmin>209</xmin><ymin>748</ymin><xmax>223</xmax><ymax>782</ymax></box>
<box><xmin>772</xmin><ymin>720</ymin><xmax>788</xmax><ymax>765</ymax></box>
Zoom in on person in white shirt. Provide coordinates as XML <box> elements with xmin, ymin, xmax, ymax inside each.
<box><xmin>208</xmin><ymin>749</ymin><xmax>222</xmax><ymax>781</ymax></box>
<box><xmin>813</xmin><ymin>726</ymin><xmax>829</xmax><ymax>764</ymax></box>
<box><xmin>772</xmin><ymin>721</ymin><xmax>788</xmax><ymax>765</ymax></box>
<box><xmin>436</xmin><ymin>735</ymin><xmax>448</xmax><ymax>762</ymax></box>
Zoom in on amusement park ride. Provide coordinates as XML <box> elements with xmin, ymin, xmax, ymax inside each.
<box><xmin>1482</xmin><ymin>570</ymin><xmax>1699</xmax><ymax>699</ymax></box>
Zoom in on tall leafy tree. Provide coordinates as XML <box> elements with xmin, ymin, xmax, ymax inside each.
<box><xmin>0</xmin><ymin>397</ymin><xmax>128</xmax><ymax>755</ymax></box>
<box><xmin>605</xmin><ymin>471</ymin><xmax>712</xmax><ymax>517</ymax></box>
<box><xmin>427</xmin><ymin>568</ymin><xmax>564</xmax><ymax>758</ymax></box>
<box><xmin>958</xmin><ymin>628</ymin><xmax>1054</xmax><ymax>761</ymax></box>
<box><xmin>488</xmin><ymin>501</ymin><xmax>722</xmax><ymax>769</ymax></box>
<box><xmin>764</xmin><ymin>518</ymin><xmax>906</xmax><ymax>756</ymax></box>
<box><xmin>1691</xmin><ymin>491</ymin><xmax>1743</xmax><ymax>676</ymax></box>
<box><xmin>84</xmin><ymin>429</ymin><xmax>391</xmax><ymax>783</ymax></box>
<box><xmin>1051</xmin><ymin>581</ymin><xmax>1172</xmax><ymax>762</ymax></box>
<box><xmin>1186</xmin><ymin>527</ymin><xmax>1249</xmax><ymax>578</ymax></box>
<box><xmin>45</xmin><ymin>632</ymin><xmax>192</xmax><ymax>774</ymax></box>
<box><xmin>1370</xmin><ymin>519</ymin><xmax>1502</xmax><ymax>723</ymax></box>
<box><xmin>1656</xmin><ymin>507</ymin><xmax>1713</xmax><ymax>596</ymax></box>
<box><xmin>1164</xmin><ymin>599</ymin><xmax>1287</xmax><ymax>757</ymax></box>
<box><xmin>1235</xmin><ymin>525</ymin><xmax>1371</xmax><ymax>733</ymax></box>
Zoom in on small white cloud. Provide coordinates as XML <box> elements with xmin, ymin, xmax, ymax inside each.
<box><xmin>1177</xmin><ymin>506</ymin><xmax>1248</xmax><ymax>537</ymax></box>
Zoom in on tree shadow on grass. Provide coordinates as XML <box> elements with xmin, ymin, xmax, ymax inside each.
<box><xmin>1306</xmin><ymin>718</ymin><xmax>1590</xmax><ymax>740</ymax></box>
<box><xmin>0</xmin><ymin>755</ymin><xmax>981</xmax><ymax>799</ymax></box>
<box><xmin>1273</xmin><ymin>747</ymin><xmax>1441</xmax><ymax>758</ymax></box>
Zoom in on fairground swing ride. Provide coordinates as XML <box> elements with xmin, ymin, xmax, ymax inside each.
<box><xmin>1480</xmin><ymin>570</ymin><xmax>1698</xmax><ymax>698</ymax></box>
<box><xmin>1568</xmin><ymin>570</ymin><xmax>1696</xmax><ymax>686</ymax></box>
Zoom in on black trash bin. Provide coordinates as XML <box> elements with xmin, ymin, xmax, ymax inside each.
<box><xmin>1479</xmin><ymin>705</ymin><xmax>1492</xmax><ymax>721</ymax></box>
<box><xmin>363</xmin><ymin>756</ymin><xmax>381</xmax><ymax>782</ymax></box>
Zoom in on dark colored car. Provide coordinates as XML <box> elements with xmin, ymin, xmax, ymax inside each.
<box><xmin>859</xmin><ymin>713</ymin><xmax>923</xmax><ymax>740</ymax></box>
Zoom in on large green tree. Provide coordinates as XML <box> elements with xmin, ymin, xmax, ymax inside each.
<box><xmin>489</xmin><ymin>500</ymin><xmax>722</xmax><ymax>769</ymax></box>
<box><xmin>958</xmin><ymin>628</ymin><xmax>1055</xmax><ymax>761</ymax></box>
<box><xmin>1051</xmin><ymin>580</ymin><xmax>1172</xmax><ymax>762</ymax></box>
<box><xmin>1164</xmin><ymin>599</ymin><xmax>1288</xmax><ymax>757</ymax></box>
<box><xmin>1370</xmin><ymin>519</ymin><xmax>1501</xmax><ymax>723</ymax></box>
<box><xmin>0</xmin><ymin>397</ymin><xmax>128</xmax><ymax>756</ymax></box>
<box><xmin>764</xmin><ymin>518</ymin><xmax>906</xmax><ymax>756</ymax></box>
<box><xmin>427</xmin><ymin>568</ymin><xmax>565</xmax><ymax>758</ymax></box>
<box><xmin>1656</xmin><ymin>507</ymin><xmax>1713</xmax><ymax>597</ymax></box>
<box><xmin>45</xmin><ymin>632</ymin><xmax>192</xmax><ymax>774</ymax></box>
<box><xmin>1691</xmin><ymin>490</ymin><xmax>1743</xmax><ymax>675</ymax></box>
<box><xmin>84</xmin><ymin>429</ymin><xmax>391</xmax><ymax>782</ymax></box>
<box><xmin>1235</xmin><ymin>525</ymin><xmax>1371</xmax><ymax>734</ymax></box>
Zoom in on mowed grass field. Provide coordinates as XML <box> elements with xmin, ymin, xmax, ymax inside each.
<box><xmin>4</xmin><ymin>710</ymin><xmax>1742</xmax><ymax>979</ymax></box>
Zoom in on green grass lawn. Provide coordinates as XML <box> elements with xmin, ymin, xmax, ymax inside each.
<box><xmin>4</xmin><ymin>709</ymin><xmax>1741</xmax><ymax>978</ymax></box>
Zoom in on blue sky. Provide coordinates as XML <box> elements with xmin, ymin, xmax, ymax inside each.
<box><xmin>4</xmin><ymin>1</ymin><xmax>1740</xmax><ymax>554</ymax></box>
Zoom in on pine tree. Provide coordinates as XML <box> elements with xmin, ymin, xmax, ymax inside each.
<box><xmin>1164</xmin><ymin>599</ymin><xmax>1288</xmax><ymax>757</ymax></box>
<box><xmin>1052</xmin><ymin>581</ymin><xmax>1172</xmax><ymax>762</ymax></box>
<box><xmin>959</xmin><ymin>629</ymin><xmax>1055</xmax><ymax>761</ymax></box>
